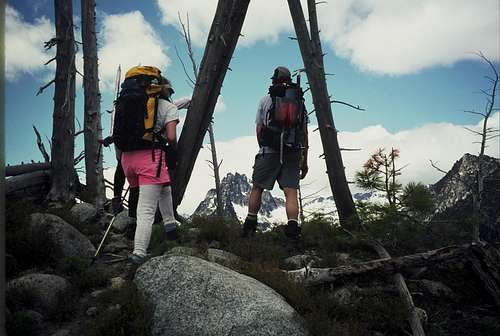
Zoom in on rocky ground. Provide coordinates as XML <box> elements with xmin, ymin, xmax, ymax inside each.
<box><xmin>5</xmin><ymin>198</ymin><xmax>500</xmax><ymax>336</ymax></box>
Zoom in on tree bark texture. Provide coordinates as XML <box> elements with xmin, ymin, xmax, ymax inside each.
<box><xmin>6</xmin><ymin>163</ymin><xmax>52</xmax><ymax>177</ymax></box>
<box><xmin>47</xmin><ymin>0</ymin><xmax>76</xmax><ymax>204</ymax></box>
<box><xmin>81</xmin><ymin>0</ymin><xmax>105</xmax><ymax>210</ymax></box>
<box><xmin>300</xmin><ymin>244</ymin><xmax>468</xmax><ymax>286</ymax></box>
<box><xmin>172</xmin><ymin>0</ymin><xmax>250</xmax><ymax>208</ymax></box>
<box><xmin>6</xmin><ymin>171</ymin><xmax>51</xmax><ymax>194</ymax></box>
<box><xmin>467</xmin><ymin>243</ymin><xmax>500</xmax><ymax>309</ymax></box>
<box><xmin>367</xmin><ymin>240</ymin><xmax>426</xmax><ymax>336</ymax></box>
<box><xmin>288</xmin><ymin>0</ymin><xmax>359</xmax><ymax>229</ymax></box>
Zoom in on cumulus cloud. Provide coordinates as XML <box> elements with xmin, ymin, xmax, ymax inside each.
<box><xmin>156</xmin><ymin>0</ymin><xmax>499</xmax><ymax>75</ymax></box>
<box><xmin>215</xmin><ymin>95</ymin><xmax>227</xmax><ymax>113</ymax></box>
<box><xmin>5</xmin><ymin>5</ymin><xmax>55</xmax><ymax>81</ymax></box>
<box><xmin>176</xmin><ymin>113</ymin><xmax>500</xmax><ymax>215</ymax></box>
<box><xmin>323</xmin><ymin>0</ymin><xmax>500</xmax><ymax>74</ymax></box>
<box><xmin>156</xmin><ymin>0</ymin><xmax>295</xmax><ymax>47</ymax></box>
<box><xmin>98</xmin><ymin>11</ymin><xmax>171</xmax><ymax>88</ymax></box>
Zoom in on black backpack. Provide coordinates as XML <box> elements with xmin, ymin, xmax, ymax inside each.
<box><xmin>112</xmin><ymin>66</ymin><xmax>178</xmax><ymax>172</ymax></box>
<box><xmin>260</xmin><ymin>81</ymin><xmax>306</xmax><ymax>151</ymax></box>
<box><xmin>112</xmin><ymin>75</ymin><xmax>161</xmax><ymax>152</ymax></box>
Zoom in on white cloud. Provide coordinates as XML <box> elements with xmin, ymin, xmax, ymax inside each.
<box><xmin>215</xmin><ymin>95</ymin><xmax>227</xmax><ymax>113</ymax></box>
<box><xmin>156</xmin><ymin>0</ymin><xmax>295</xmax><ymax>47</ymax></box>
<box><xmin>156</xmin><ymin>0</ymin><xmax>499</xmax><ymax>75</ymax></box>
<box><xmin>5</xmin><ymin>5</ymin><xmax>55</xmax><ymax>81</ymax></box>
<box><xmin>324</xmin><ymin>0</ymin><xmax>500</xmax><ymax>75</ymax></box>
<box><xmin>177</xmin><ymin>113</ymin><xmax>500</xmax><ymax>215</ymax></box>
<box><xmin>98</xmin><ymin>11</ymin><xmax>171</xmax><ymax>88</ymax></box>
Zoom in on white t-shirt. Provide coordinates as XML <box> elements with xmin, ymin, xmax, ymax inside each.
<box><xmin>155</xmin><ymin>99</ymin><xmax>179</xmax><ymax>137</ymax></box>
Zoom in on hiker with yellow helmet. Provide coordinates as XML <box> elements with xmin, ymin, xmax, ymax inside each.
<box><xmin>112</xmin><ymin>66</ymin><xmax>181</xmax><ymax>271</ymax></box>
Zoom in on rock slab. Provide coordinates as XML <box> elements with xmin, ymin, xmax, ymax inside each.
<box><xmin>6</xmin><ymin>273</ymin><xmax>71</xmax><ymax>313</ymax></box>
<box><xmin>29</xmin><ymin>213</ymin><xmax>96</xmax><ymax>258</ymax></box>
<box><xmin>135</xmin><ymin>255</ymin><xmax>308</xmax><ymax>336</ymax></box>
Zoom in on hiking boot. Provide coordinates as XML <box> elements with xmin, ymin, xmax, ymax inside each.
<box><xmin>125</xmin><ymin>254</ymin><xmax>145</xmax><ymax>280</ymax></box>
<box><xmin>111</xmin><ymin>196</ymin><xmax>123</xmax><ymax>215</ymax></box>
<box><xmin>242</xmin><ymin>217</ymin><xmax>258</xmax><ymax>238</ymax></box>
<box><xmin>165</xmin><ymin>228</ymin><xmax>179</xmax><ymax>241</ymax></box>
<box><xmin>284</xmin><ymin>220</ymin><xmax>301</xmax><ymax>241</ymax></box>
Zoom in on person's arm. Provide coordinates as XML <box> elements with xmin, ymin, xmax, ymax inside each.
<box><xmin>300</xmin><ymin>116</ymin><xmax>309</xmax><ymax>179</ymax></box>
<box><xmin>165</xmin><ymin>120</ymin><xmax>177</xmax><ymax>147</ymax></box>
<box><xmin>255</xmin><ymin>97</ymin><xmax>266</xmax><ymax>147</ymax></box>
<box><xmin>174</xmin><ymin>97</ymin><xmax>191</xmax><ymax>110</ymax></box>
<box><xmin>256</xmin><ymin>124</ymin><xmax>263</xmax><ymax>146</ymax></box>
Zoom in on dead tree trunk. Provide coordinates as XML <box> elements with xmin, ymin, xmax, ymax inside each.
<box><xmin>287</xmin><ymin>0</ymin><xmax>359</xmax><ymax>229</ymax></box>
<box><xmin>465</xmin><ymin>53</ymin><xmax>499</xmax><ymax>242</ymax></box>
<box><xmin>47</xmin><ymin>0</ymin><xmax>76</xmax><ymax>204</ymax></box>
<box><xmin>177</xmin><ymin>13</ymin><xmax>224</xmax><ymax>217</ymax></box>
<box><xmin>208</xmin><ymin>122</ymin><xmax>223</xmax><ymax>217</ymax></box>
<box><xmin>81</xmin><ymin>0</ymin><xmax>105</xmax><ymax>210</ymax></box>
<box><xmin>298</xmin><ymin>244</ymin><xmax>469</xmax><ymax>286</ymax></box>
<box><xmin>6</xmin><ymin>163</ymin><xmax>52</xmax><ymax>177</ymax></box>
<box><xmin>368</xmin><ymin>240</ymin><xmax>426</xmax><ymax>336</ymax></box>
<box><xmin>172</xmin><ymin>0</ymin><xmax>250</xmax><ymax>208</ymax></box>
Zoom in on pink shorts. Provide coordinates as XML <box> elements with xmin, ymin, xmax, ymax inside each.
<box><xmin>121</xmin><ymin>149</ymin><xmax>171</xmax><ymax>188</ymax></box>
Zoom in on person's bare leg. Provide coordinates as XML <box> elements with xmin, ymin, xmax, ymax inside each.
<box><xmin>283</xmin><ymin>187</ymin><xmax>300</xmax><ymax>240</ymax></box>
<box><xmin>243</xmin><ymin>185</ymin><xmax>263</xmax><ymax>237</ymax></box>
<box><xmin>283</xmin><ymin>187</ymin><xmax>298</xmax><ymax>221</ymax></box>
<box><xmin>248</xmin><ymin>185</ymin><xmax>263</xmax><ymax>215</ymax></box>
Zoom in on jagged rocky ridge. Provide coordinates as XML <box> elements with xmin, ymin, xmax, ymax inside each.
<box><xmin>193</xmin><ymin>154</ymin><xmax>500</xmax><ymax>239</ymax></box>
<box><xmin>192</xmin><ymin>172</ymin><xmax>379</xmax><ymax>227</ymax></box>
<box><xmin>430</xmin><ymin>153</ymin><xmax>500</xmax><ymax>241</ymax></box>
<box><xmin>192</xmin><ymin>173</ymin><xmax>285</xmax><ymax>226</ymax></box>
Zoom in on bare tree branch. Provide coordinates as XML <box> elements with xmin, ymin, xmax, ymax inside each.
<box><xmin>36</xmin><ymin>79</ymin><xmax>55</xmax><ymax>96</ymax></box>
<box><xmin>174</xmin><ymin>46</ymin><xmax>196</xmax><ymax>86</ymax></box>
<box><xmin>331</xmin><ymin>100</ymin><xmax>365</xmax><ymax>111</ymax></box>
<box><xmin>464</xmin><ymin>126</ymin><xmax>484</xmax><ymax>136</ymax></box>
<box><xmin>33</xmin><ymin>125</ymin><xmax>50</xmax><ymax>162</ymax></box>
<box><xmin>464</xmin><ymin>110</ymin><xmax>486</xmax><ymax>117</ymax></box>
<box><xmin>429</xmin><ymin>159</ymin><xmax>449</xmax><ymax>175</ymax></box>
<box><xmin>44</xmin><ymin>57</ymin><xmax>57</xmax><ymax>65</ymax></box>
<box><xmin>44</xmin><ymin>38</ymin><xmax>58</xmax><ymax>50</ymax></box>
<box><xmin>340</xmin><ymin>147</ymin><xmax>362</xmax><ymax>151</ymax></box>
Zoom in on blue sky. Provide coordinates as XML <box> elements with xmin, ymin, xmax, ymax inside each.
<box><xmin>5</xmin><ymin>0</ymin><xmax>500</xmax><ymax>213</ymax></box>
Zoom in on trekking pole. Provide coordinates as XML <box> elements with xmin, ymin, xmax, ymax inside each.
<box><xmin>92</xmin><ymin>186</ymin><xmax>130</xmax><ymax>264</ymax></box>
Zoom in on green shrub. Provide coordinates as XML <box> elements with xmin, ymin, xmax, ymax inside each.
<box><xmin>192</xmin><ymin>216</ymin><xmax>240</xmax><ymax>244</ymax></box>
<box><xmin>86</xmin><ymin>282</ymin><xmax>151</xmax><ymax>336</ymax></box>
<box><xmin>5</xmin><ymin>201</ymin><xmax>60</xmax><ymax>272</ymax></box>
<box><xmin>148</xmin><ymin>223</ymin><xmax>179</xmax><ymax>257</ymax></box>
<box><xmin>301</xmin><ymin>214</ymin><xmax>339</xmax><ymax>250</ymax></box>
<box><xmin>225</xmin><ymin>230</ymin><xmax>288</xmax><ymax>263</ymax></box>
<box><xmin>57</xmin><ymin>256</ymin><xmax>109</xmax><ymax>291</ymax></box>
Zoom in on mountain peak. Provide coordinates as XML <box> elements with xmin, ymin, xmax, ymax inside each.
<box><xmin>192</xmin><ymin>172</ymin><xmax>285</xmax><ymax>224</ymax></box>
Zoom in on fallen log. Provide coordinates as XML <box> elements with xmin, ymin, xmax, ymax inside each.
<box><xmin>6</xmin><ymin>170</ymin><xmax>51</xmax><ymax>194</ymax></box>
<box><xmin>367</xmin><ymin>239</ymin><xmax>426</xmax><ymax>336</ymax></box>
<box><xmin>292</xmin><ymin>244</ymin><xmax>468</xmax><ymax>286</ymax></box>
<box><xmin>6</xmin><ymin>162</ymin><xmax>51</xmax><ymax>177</ymax></box>
<box><xmin>467</xmin><ymin>243</ymin><xmax>500</xmax><ymax>309</ymax></box>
